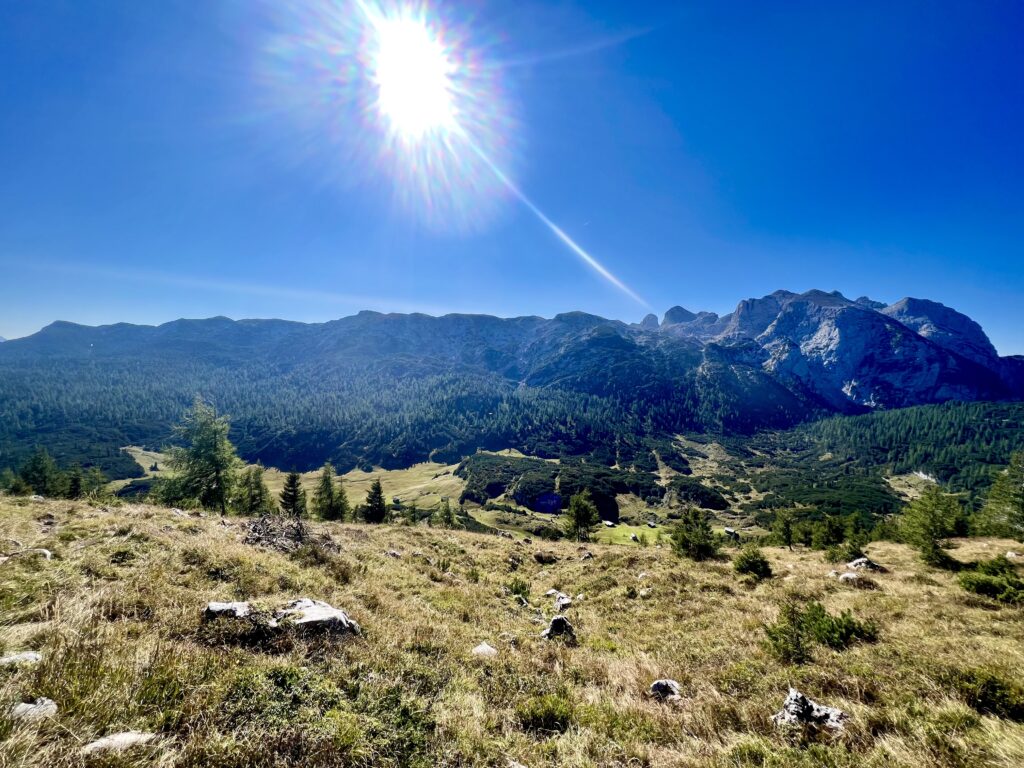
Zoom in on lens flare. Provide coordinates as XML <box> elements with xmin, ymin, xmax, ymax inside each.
<box><xmin>257</xmin><ymin>0</ymin><xmax>647</xmax><ymax>306</ymax></box>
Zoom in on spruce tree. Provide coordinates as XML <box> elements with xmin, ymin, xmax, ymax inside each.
<box><xmin>364</xmin><ymin>478</ymin><xmax>387</xmax><ymax>523</ymax></box>
<box><xmin>671</xmin><ymin>506</ymin><xmax>719</xmax><ymax>561</ymax></box>
<box><xmin>68</xmin><ymin>463</ymin><xmax>84</xmax><ymax>499</ymax></box>
<box><xmin>773</xmin><ymin>509</ymin><xmax>794</xmax><ymax>550</ymax></box>
<box><xmin>565</xmin><ymin>490</ymin><xmax>599</xmax><ymax>541</ymax></box>
<box><xmin>978</xmin><ymin>452</ymin><xmax>1024</xmax><ymax>540</ymax></box>
<box><xmin>901</xmin><ymin>485</ymin><xmax>962</xmax><ymax>565</ymax></box>
<box><xmin>280</xmin><ymin>471</ymin><xmax>307</xmax><ymax>522</ymax></box>
<box><xmin>166</xmin><ymin>396</ymin><xmax>241</xmax><ymax>514</ymax></box>
<box><xmin>312</xmin><ymin>462</ymin><xmax>337</xmax><ymax>519</ymax></box>
<box><xmin>332</xmin><ymin>476</ymin><xmax>351</xmax><ymax>521</ymax></box>
<box><xmin>237</xmin><ymin>464</ymin><xmax>273</xmax><ymax>516</ymax></box>
<box><xmin>20</xmin><ymin>447</ymin><xmax>65</xmax><ymax>497</ymax></box>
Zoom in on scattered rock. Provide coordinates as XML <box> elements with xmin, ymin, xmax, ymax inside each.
<box><xmin>0</xmin><ymin>651</ymin><xmax>42</xmax><ymax>667</ymax></box>
<box><xmin>649</xmin><ymin>679</ymin><xmax>682</xmax><ymax>701</ymax></box>
<box><xmin>630</xmin><ymin>533</ymin><xmax>640</xmax><ymax>542</ymax></box>
<box><xmin>276</xmin><ymin>598</ymin><xmax>361</xmax><ymax>635</ymax></box>
<box><xmin>639</xmin><ymin>587</ymin><xmax>653</xmax><ymax>599</ymax></box>
<box><xmin>1007</xmin><ymin>551</ymin><xmax>1021</xmax><ymax>560</ymax></box>
<box><xmin>385</xmin><ymin>550</ymin><xmax>402</xmax><ymax>558</ymax></box>
<box><xmin>647</xmin><ymin>521</ymin><xmax>657</xmax><ymax>528</ymax></box>
<box><xmin>544</xmin><ymin>589</ymin><xmax>560</xmax><ymax>597</ymax></box>
<box><xmin>472</xmin><ymin>642</ymin><xmax>498</xmax><ymax>658</ymax></box>
<box><xmin>81</xmin><ymin>731</ymin><xmax>159</xmax><ymax>756</ymax></box>
<box><xmin>555</xmin><ymin>594</ymin><xmax>573</xmax><ymax>612</ymax></box>
<box><xmin>847</xmin><ymin>557</ymin><xmax>885</xmax><ymax>572</ymax></box>
<box><xmin>9</xmin><ymin>698</ymin><xmax>57</xmax><ymax>721</ymax></box>
<box><xmin>637</xmin><ymin>572</ymin><xmax>648</xmax><ymax>581</ymax></box>
<box><xmin>533</xmin><ymin>551</ymin><xmax>557</xmax><ymax>565</ymax></box>
<box><xmin>515</xmin><ymin>595</ymin><xmax>529</xmax><ymax>607</ymax></box>
<box><xmin>30</xmin><ymin>495</ymin><xmax>45</xmax><ymax>502</ymax></box>
<box><xmin>522</xmin><ymin>537</ymin><xmax>533</xmax><ymax>545</ymax></box>
<box><xmin>170</xmin><ymin>508</ymin><xmax>186</xmax><ymax>517</ymax></box>
<box><xmin>540</xmin><ymin>615</ymin><xmax>575</xmax><ymax>641</ymax></box>
<box><xmin>837</xmin><ymin>572</ymin><xmax>861</xmax><ymax>584</ymax></box>
<box><xmin>772</xmin><ymin>688</ymin><xmax>848</xmax><ymax>730</ymax></box>
<box><xmin>507</xmin><ymin>760</ymin><xmax>528</xmax><ymax>768</ymax></box>
<box><xmin>603</xmin><ymin>520</ymin><xmax>615</xmax><ymax>528</ymax></box>
<box><xmin>580</xmin><ymin>551</ymin><xmax>594</xmax><ymax>560</ymax></box>
<box><xmin>724</xmin><ymin>527</ymin><xmax>740</xmax><ymax>542</ymax></box>
<box><xmin>496</xmin><ymin>530</ymin><xmax>514</xmax><ymax>540</ymax></box>
<box><xmin>827</xmin><ymin>570</ymin><xmax>840</xmax><ymax>578</ymax></box>
<box><xmin>204</xmin><ymin>601</ymin><xmax>253</xmax><ymax>620</ymax></box>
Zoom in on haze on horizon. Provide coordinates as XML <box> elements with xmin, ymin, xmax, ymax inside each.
<box><xmin>1</xmin><ymin>0</ymin><xmax>1022</xmax><ymax>353</ymax></box>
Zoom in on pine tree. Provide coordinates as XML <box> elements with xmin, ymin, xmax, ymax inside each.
<box><xmin>312</xmin><ymin>463</ymin><xmax>337</xmax><ymax>519</ymax></box>
<box><xmin>236</xmin><ymin>464</ymin><xmax>273</xmax><ymax>516</ymax></box>
<box><xmin>565</xmin><ymin>489</ymin><xmax>599</xmax><ymax>541</ymax></box>
<box><xmin>332</xmin><ymin>477</ymin><xmax>351</xmax><ymax>522</ymax></box>
<box><xmin>671</xmin><ymin>506</ymin><xmax>719</xmax><ymax>561</ymax></box>
<box><xmin>901</xmin><ymin>485</ymin><xmax>962</xmax><ymax>565</ymax></box>
<box><xmin>364</xmin><ymin>478</ymin><xmax>387</xmax><ymax>523</ymax></box>
<box><xmin>978</xmin><ymin>452</ymin><xmax>1024</xmax><ymax>540</ymax></box>
<box><xmin>68</xmin><ymin>463</ymin><xmax>84</xmax><ymax>499</ymax></box>
<box><xmin>165</xmin><ymin>396</ymin><xmax>241</xmax><ymax>514</ymax></box>
<box><xmin>280</xmin><ymin>471</ymin><xmax>307</xmax><ymax>522</ymax></box>
<box><xmin>773</xmin><ymin>509</ymin><xmax>794</xmax><ymax>550</ymax></box>
<box><xmin>19</xmin><ymin>447</ymin><xmax>66</xmax><ymax>497</ymax></box>
<box><xmin>437</xmin><ymin>497</ymin><xmax>456</xmax><ymax>528</ymax></box>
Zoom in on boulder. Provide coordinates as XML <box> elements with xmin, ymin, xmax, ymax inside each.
<box><xmin>772</xmin><ymin>688</ymin><xmax>847</xmax><ymax>730</ymax></box>
<box><xmin>540</xmin><ymin>615</ymin><xmax>575</xmax><ymax>641</ymax></box>
<box><xmin>0</xmin><ymin>651</ymin><xmax>42</xmax><ymax>667</ymax></box>
<box><xmin>9</xmin><ymin>698</ymin><xmax>57</xmax><ymax>721</ymax></box>
<box><xmin>649</xmin><ymin>679</ymin><xmax>682</xmax><ymax>701</ymax></box>
<box><xmin>204</xmin><ymin>601</ymin><xmax>253</xmax><ymax>620</ymax></box>
<box><xmin>81</xmin><ymin>732</ymin><xmax>159</xmax><ymax>756</ymax></box>
<box><xmin>847</xmin><ymin>557</ymin><xmax>884</xmax><ymax>572</ymax></box>
<box><xmin>533</xmin><ymin>551</ymin><xmax>557</xmax><ymax>565</ymax></box>
<box><xmin>472</xmin><ymin>642</ymin><xmax>498</xmax><ymax>658</ymax></box>
<box><xmin>276</xmin><ymin>598</ymin><xmax>361</xmax><ymax>635</ymax></box>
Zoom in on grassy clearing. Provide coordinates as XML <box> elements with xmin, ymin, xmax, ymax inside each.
<box><xmin>1</xmin><ymin>495</ymin><xmax>1023</xmax><ymax>766</ymax></box>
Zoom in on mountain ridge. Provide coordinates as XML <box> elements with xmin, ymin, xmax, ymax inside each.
<box><xmin>1</xmin><ymin>289</ymin><xmax>1021</xmax><ymax>477</ymax></box>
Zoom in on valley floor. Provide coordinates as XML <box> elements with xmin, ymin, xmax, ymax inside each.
<box><xmin>1</xmin><ymin>496</ymin><xmax>1023</xmax><ymax>767</ymax></box>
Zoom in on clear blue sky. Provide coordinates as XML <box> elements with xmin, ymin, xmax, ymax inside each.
<box><xmin>1</xmin><ymin>0</ymin><xmax>1022</xmax><ymax>353</ymax></box>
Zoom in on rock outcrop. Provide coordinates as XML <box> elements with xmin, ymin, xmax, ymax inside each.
<box><xmin>772</xmin><ymin>688</ymin><xmax>848</xmax><ymax>730</ymax></box>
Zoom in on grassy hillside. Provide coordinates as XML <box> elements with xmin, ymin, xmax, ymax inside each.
<box><xmin>2</xmin><ymin>496</ymin><xmax>1023</xmax><ymax>766</ymax></box>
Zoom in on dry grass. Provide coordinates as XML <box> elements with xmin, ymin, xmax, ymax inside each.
<box><xmin>1</xmin><ymin>495</ymin><xmax>1023</xmax><ymax>767</ymax></box>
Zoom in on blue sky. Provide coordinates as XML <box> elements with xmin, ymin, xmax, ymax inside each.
<box><xmin>1</xmin><ymin>0</ymin><xmax>1022</xmax><ymax>353</ymax></box>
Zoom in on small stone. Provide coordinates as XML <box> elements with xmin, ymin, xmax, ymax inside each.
<box><xmin>30</xmin><ymin>495</ymin><xmax>45</xmax><ymax>502</ymax></box>
<box><xmin>533</xmin><ymin>551</ymin><xmax>557</xmax><ymax>565</ymax></box>
<box><xmin>540</xmin><ymin>615</ymin><xmax>575</xmax><ymax>641</ymax></box>
<box><xmin>772</xmin><ymin>688</ymin><xmax>847</xmax><ymax>730</ymax></box>
<box><xmin>544</xmin><ymin>589</ymin><xmax>560</xmax><ymax>597</ymax></box>
<box><xmin>649</xmin><ymin>679</ymin><xmax>682</xmax><ymax>701</ymax></box>
<box><xmin>170</xmin><ymin>508</ymin><xmax>186</xmax><ymax>516</ymax></box>
<box><xmin>637</xmin><ymin>572</ymin><xmax>648</xmax><ymax>580</ymax></box>
<box><xmin>580</xmin><ymin>551</ymin><xmax>594</xmax><ymax>560</ymax></box>
<box><xmin>204</xmin><ymin>601</ymin><xmax>253</xmax><ymax>620</ymax></box>
<box><xmin>9</xmin><ymin>697</ymin><xmax>57</xmax><ymax>721</ymax></box>
<box><xmin>555</xmin><ymin>594</ymin><xmax>573</xmax><ymax>612</ymax></box>
<box><xmin>385</xmin><ymin>550</ymin><xmax>402</xmax><ymax>558</ymax></box>
<box><xmin>838</xmin><ymin>572</ymin><xmax>861</xmax><ymax>584</ymax></box>
<box><xmin>639</xmin><ymin>587</ymin><xmax>653</xmax><ymax>599</ymax></box>
<box><xmin>647</xmin><ymin>521</ymin><xmax>657</xmax><ymax>528</ymax></box>
<box><xmin>515</xmin><ymin>595</ymin><xmax>529</xmax><ymax>607</ymax></box>
<box><xmin>1007</xmin><ymin>551</ymin><xmax>1021</xmax><ymax>560</ymax></box>
<box><xmin>603</xmin><ymin>520</ymin><xmax>615</xmax><ymax>527</ymax></box>
<box><xmin>472</xmin><ymin>642</ymin><xmax>498</xmax><ymax>658</ymax></box>
<box><xmin>81</xmin><ymin>731</ymin><xmax>159</xmax><ymax>756</ymax></box>
<box><xmin>0</xmin><ymin>651</ymin><xmax>42</xmax><ymax>667</ymax></box>
<box><xmin>630</xmin><ymin>533</ymin><xmax>640</xmax><ymax>542</ymax></box>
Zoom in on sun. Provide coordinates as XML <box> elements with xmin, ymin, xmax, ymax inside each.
<box><xmin>369</xmin><ymin>10</ymin><xmax>457</xmax><ymax>141</ymax></box>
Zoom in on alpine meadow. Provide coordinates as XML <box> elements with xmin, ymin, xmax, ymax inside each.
<box><xmin>2</xmin><ymin>1</ymin><xmax>1024</xmax><ymax>767</ymax></box>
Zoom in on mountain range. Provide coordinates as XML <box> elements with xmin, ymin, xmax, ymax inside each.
<box><xmin>1</xmin><ymin>289</ymin><xmax>1021</xmax><ymax>477</ymax></box>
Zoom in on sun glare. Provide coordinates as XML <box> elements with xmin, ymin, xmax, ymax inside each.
<box><xmin>370</xmin><ymin>12</ymin><xmax>456</xmax><ymax>140</ymax></box>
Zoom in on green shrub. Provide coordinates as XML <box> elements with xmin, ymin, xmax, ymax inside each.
<box><xmin>763</xmin><ymin>600</ymin><xmax>877</xmax><ymax>663</ymax></box>
<box><xmin>801</xmin><ymin>602</ymin><xmax>878</xmax><ymax>649</ymax></box>
<box><xmin>506</xmin><ymin>576</ymin><xmax>530</xmax><ymax>600</ymax></box>
<box><xmin>958</xmin><ymin>572</ymin><xmax>1024</xmax><ymax>604</ymax></box>
<box><xmin>515</xmin><ymin>692</ymin><xmax>575</xmax><ymax>733</ymax></box>
<box><xmin>733</xmin><ymin>546</ymin><xmax>772</xmax><ymax>580</ymax></box>
<box><xmin>942</xmin><ymin>668</ymin><xmax>1024</xmax><ymax>721</ymax></box>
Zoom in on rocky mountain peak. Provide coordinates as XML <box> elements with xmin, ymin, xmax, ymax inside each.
<box><xmin>881</xmin><ymin>297</ymin><xmax>998</xmax><ymax>367</ymax></box>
